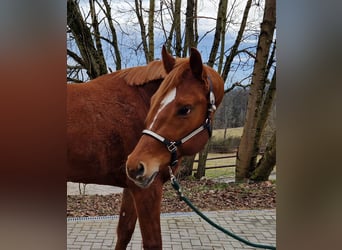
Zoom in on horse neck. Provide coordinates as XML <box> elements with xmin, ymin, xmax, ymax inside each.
<box><xmin>136</xmin><ymin>79</ymin><xmax>163</xmax><ymax>107</ymax></box>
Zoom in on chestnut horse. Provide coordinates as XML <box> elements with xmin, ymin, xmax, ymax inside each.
<box><xmin>67</xmin><ymin>47</ymin><xmax>224</xmax><ymax>249</ymax></box>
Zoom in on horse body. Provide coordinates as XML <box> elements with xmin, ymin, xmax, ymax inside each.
<box><xmin>67</xmin><ymin>65</ymin><xmax>163</xmax><ymax>186</ymax></box>
<box><xmin>67</xmin><ymin>47</ymin><xmax>224</xmax><ymax>250</ymax></box>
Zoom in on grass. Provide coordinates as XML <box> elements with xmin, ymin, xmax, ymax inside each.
<box><xmin>205</xmin><ymin>167</ymin><xmax>235</xmax><ymax>179</ymax></box>
<box><xmin>212</xmin><ymin>127</ymin><xmax>243</xmax><ymax>139</ymax></box>
<box><xmin>197</xmin><ymin>181</ymin><xmax>229</xmax><ymax>191</ymax></box>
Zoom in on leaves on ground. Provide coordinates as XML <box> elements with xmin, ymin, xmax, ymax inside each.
<box><xmin>67</xmin><ymin>179</ymin><xmax>275</xmax><ymax>217</ymax></box>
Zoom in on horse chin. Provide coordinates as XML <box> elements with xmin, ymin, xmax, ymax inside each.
<box><xmin>133</xmin><ymin>171</ymin><xmax>159</xmax><ymax>189</ymax></box>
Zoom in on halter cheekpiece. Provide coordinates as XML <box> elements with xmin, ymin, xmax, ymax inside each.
<box><xmin>142</xmin><ymin>75</ymin><xmax>216</xmax><ymax>168</ymax></box>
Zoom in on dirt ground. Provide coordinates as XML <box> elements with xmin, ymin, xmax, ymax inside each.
<box><xmin>67</xmin><ymin>178</ymin><xmax>276</xmax><ymax>217</ymax></box>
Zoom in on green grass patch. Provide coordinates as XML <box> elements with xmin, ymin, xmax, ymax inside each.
<box><xmin>212</xmin><ymin>127</ymin><xmax>243</xmax><ymax>138</ymax></box>
<box><xmin>204</xmin><ymin>167</ymin><xmax>235</xmax><ymax>179</ymax></box>
<box><xmin>197</xmin><ymin>181</ymin><xmax>229</xmax><ymax>191</ymax></box>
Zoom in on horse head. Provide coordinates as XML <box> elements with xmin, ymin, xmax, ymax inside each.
<box><xmin>126</xmin><ymin>46</ymin><xmax>224</xmax><ymax>188</ymax></box>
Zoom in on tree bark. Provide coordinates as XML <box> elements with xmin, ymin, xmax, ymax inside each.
<box><xmin>250</xmin><ymin>70</ymin><xmax>276</xmax><ymax>169</ymax></box>
<box><xmin>235</xmin><ymin>0</ymin><xmax>276</xmax><ymax>182</ymax></box>
<box><xmin>183</xmin><ymin>0</ymin><xmax>196</xmax><ymax>56</ymax></box>
<box><xmin>177</xmin><ymin>155</ymin><xmax>196</xmax><ymax>180</ymax></box>
<box><xmin>195</xmin><ymin>141</ymin><xmax>210</xmax><ymax>180</ymax></box>
<box><xmin>174</xmin><ymin>0</ymin><xmax>182</xmax><ymax>57</ymax></box>
<box><xmin>208</xmin><ymin>0</ymin><xmax>228</xmax><ymax>67</ymax></box>
<box><xmin>134</xmin><ymin>0</ymin><xmax>149</xmax><ymax>63</ymax></box>
<box><xmin>102</xmin><ymin>0</ymin><xmax>121</xmax><ymax>70</ymax></box>
<box><xmin>217</xmin><ymin>7</ymin><xmax>227</xmax><ymax>74</ymax></box>
<box><xmin>89</xmin><ymin>0</ymin><xmax>107</xmax><ymax>74</ymax></box>
<box><xmin>148</xmin><ymin>0</ymin><xmax>155</xmax><ymax>62</ymax></box>
<box><xmin>250</xmin><ymin>131</ymin><xmax>276</xmax><ymax>182</ymax></box>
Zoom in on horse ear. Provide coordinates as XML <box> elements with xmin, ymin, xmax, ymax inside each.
<box><xmin>190</xmin><ymin>47</ymin><xmax>203</xmax><ymax>80</ymax></box>
<box><xmin>162</xmin><ymin>45</ymin><xmax>175</xmax><ymax>73</ymax></box>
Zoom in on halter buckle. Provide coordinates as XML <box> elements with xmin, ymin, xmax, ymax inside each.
<box><xmin>167</xmin><ymin>141</ymin><xmax>177</xmax><ymax>153</ymax></box>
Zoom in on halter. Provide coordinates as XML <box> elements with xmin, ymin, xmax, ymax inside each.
<box><xmin>142</xmin><ymin>76</ymin><xmax>216</xmax><ymax>168</ymax></box>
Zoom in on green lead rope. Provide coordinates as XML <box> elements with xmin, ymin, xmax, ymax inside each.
<box><xmin>168</xmin><ymin>169</ymin><xmax>276</xmax><ymax>250</ymax></box>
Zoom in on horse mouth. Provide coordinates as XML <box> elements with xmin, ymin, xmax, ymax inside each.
<box><xmin>133</xmin><ymin>171</ymin><xmax>159</xmax><ymax>188</ymax></box>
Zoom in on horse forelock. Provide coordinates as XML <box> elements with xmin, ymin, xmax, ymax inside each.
<box><xmin>117</xmin><ymin>60</ymin><xmax>167</xmax><ymax>86</ymax></box>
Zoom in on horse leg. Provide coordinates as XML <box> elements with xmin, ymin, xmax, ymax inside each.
<box><xmin>115</xmin><ymin>188</ymin><xmax>137</xmax><ymax>250</ymax></box>
<box><xmin>131</xmin><ymin>182</ymin><xmax>163</xmax><ymax>250</ymax></box>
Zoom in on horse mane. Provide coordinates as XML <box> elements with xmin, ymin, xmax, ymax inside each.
<box><xmin>117</xmin><ymin>60</ymin><xmax>167</xmax><ymax>86</ymax></box>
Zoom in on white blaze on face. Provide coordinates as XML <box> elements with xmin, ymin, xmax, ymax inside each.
<box><xmin>149</xmin><ymin>88</ymin><xmax>176</xmax><ymax>129</ymax></box>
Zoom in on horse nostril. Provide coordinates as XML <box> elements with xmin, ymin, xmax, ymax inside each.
<box><xmin>137</xmin><ymin>162</ymin><xmax>145</xmax><ymax>177</ymax></box>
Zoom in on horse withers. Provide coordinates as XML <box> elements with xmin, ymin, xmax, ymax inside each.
<box><xmin>67</xmin><ymin>46</ymin><xmax>224</xmax><ymax>250</ymax></box>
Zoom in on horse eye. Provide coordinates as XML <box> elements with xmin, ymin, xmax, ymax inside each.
<box><xmin>177</xmin><ymin>106</ymin><xmax>192</xmax><ymax>116</ymax></box>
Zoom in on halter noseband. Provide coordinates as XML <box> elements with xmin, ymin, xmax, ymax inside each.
<box><xmin>142</xmin><ymin>76</ymin><xmax>216</xmax><ymax>168</ymax></box>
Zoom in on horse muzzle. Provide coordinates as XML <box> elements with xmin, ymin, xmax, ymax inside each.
<box><xmin>126</xmin><ymin>158</ymin><xmax>160</xmax><ymax>188</ymax></box>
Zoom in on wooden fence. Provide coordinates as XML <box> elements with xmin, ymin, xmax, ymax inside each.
<box><xmin>193</xmin><ymin>155</ymin><xmax>237</xmax><ymax>172</ymax></box>
<box><xmin>192</xmin><ymin>151</ymin><xmax>264</xmax><ymax>172</ymax></box>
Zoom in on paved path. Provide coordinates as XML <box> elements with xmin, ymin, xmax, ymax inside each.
<box><xmin>67</xmin><ymin>209</ymin><xmax>276</xmax><ymax>249</ymax></box>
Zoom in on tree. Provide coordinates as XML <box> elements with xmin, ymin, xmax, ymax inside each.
<box><xmin>134</xmin><ymin>0</ymin><xmax>150</xmax><ymax>62</ymax></box>
<box><xmin>208</xmin><ymin>0</ymin><xmax>228</xmax><ymax>68</ymax></box>
<box><xmin>183</xmin><ymin>0</ymin><xmax>198</xmax><ymax>57</ymax></box>
<box><xmin>101</xmin><ymin>0</ymin><xmax>122</xmax><ymax>70</ymax></box>
<box><xmin>235</xmin><ymin>0</ymin><xmax>276</xmax><ymax>182</ymax></box>
<box><xmin>67</xmin><ymin>0</ymin><xmax>108</xmax><ymax>80</ymax></box>
<box><xmin>221</xmin><ymin>0</ymin><xmax>252</xmax><ymax>82</ymax></box>
<box><xmin>67</xmin><ymin>0</ymin><xmax>122</xmax><ymax>82</ymax></box>
<box><xmin>250</xmin><ymin>131</ymin><xmax>276</xmax><ymax>181</ymax></box>
<box><xmin>147</xmin><ymin>0</ymin><xmax>155</xmax><ymax>61</ymax></box>
<box><xmin>177</xmin><ymin>155</ymin><xmax>196</xmax><ymax>180</ymax></box>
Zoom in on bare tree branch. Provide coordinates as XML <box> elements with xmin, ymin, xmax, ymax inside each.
<box><xmin>67</xmin><ymin>49</ymin><xmax>86</xmax><ymax>68</ymax></box>
<box><xmin>67</xmin><ymin>76</ymin><xmax>84</xmax><ymax>83</ymax></box>
<box><xmin>225</xmin><ymin>80</ymin><xmax>250</xmax><ymax>93</ymax></box>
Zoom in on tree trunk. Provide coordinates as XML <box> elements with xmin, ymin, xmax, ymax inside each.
<box><xmin>250</xmin><ymin>131</ymin><xmax>276</xmax><ymax>182</ymax></box>
<box><xmin>183</xmin><ymin>0</ymin><xmax>196</xmax><ymax>56</ymax></box>
<box><xmin>221</xmin><ymin>0</ymin><xmax>252</xmax><ymax>82</ymax></box>
<box><xmin>89</xmin><ymin>0</ymin><xmax>107</xmax><ymax>74</ymax></box>
<box><xmin>195</xmin><ymin>141</ymin><xmax>210</xmax><ymax>180</ymax></box>
<box><xmin>250</xmin><ymin>70</ymin><xmax>276</xmax><ymax>169</ymax></box>
<box><xmin>235</xmin><ymin>0</ymin><xmax>276</xmax><ymax>182</ymax></box>
<box><xmin>174</xmin><ymin>0</ymin><xmax>182</xmax><ymax>57</ymax></box>
<box><xmin>177</xmin><ymin>155</ymin><xmax>196</xmax><ymax>180</ymax></box>
<box><xmin>102</xmin><ymin>0</ymin><xmax>121</xmax><ymax>70</ymax></box>
<box><xmin>193</xmin><ymin>0</ymin><xmax>198</xmax><ymax>47</ymax></box>
<box><xmin>217</xmin><ymin>9</ymin><xmax>227</xmax><ymax>74</ymax></box>
<box><xmin>208</xmin><ymin>0</ymin><xmax>228</xmax><ymax>67</ymax></box>
<box><xmin>148</xmin><ymin>0</ymin><xmax>155</xmax><ymax>62</ymax></box>
<box><xmin>134</xmin><ymin>0</ymin><xmax>149</xmax><ymax>63</ymax></box>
